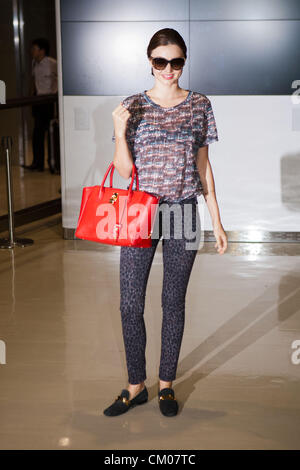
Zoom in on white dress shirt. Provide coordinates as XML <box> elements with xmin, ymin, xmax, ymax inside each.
<box><xmin>32</xmin><ymin>56</ymin><xmax>58</xmax><ymax>95</ymax></box>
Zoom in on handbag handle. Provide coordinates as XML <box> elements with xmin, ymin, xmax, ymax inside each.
<box><xmin>108</xmin><ymin>163</ymin><xmax>138</xmax><ymax>189</ymax></box>
<box><xmin>98</xmin><ymin>162</ymin><xmax>139</xmax><ymax>200</ymax></box>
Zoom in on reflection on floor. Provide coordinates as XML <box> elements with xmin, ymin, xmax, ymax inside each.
<box><xmin>0</xmin><ymin>165</ymin><xmax>61</xmax><ymax>216</ymax></box>
<box><xmin>0</xmin><ymin>214</ymin><xmax>299</xmax><ymax>450</ymax></box>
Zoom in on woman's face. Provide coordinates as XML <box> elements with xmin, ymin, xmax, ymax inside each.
<box><xmin>148</xmin><ymin>44</ymin><xmax>185</xmax><ymax>85</ymax></box>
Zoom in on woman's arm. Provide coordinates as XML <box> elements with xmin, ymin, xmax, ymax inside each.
<box><xmin>196</xmin><ymin>145</ymin><xmax>227</xmax><ymax>254</ymax></box>
<box><xmin>112</xmin><ymin>103</ymin><xmax>134</xmax><ymax>179</ymax></box>
<box><xmin>113</xmin><ymin>135</ymin><xmax>133</xmax><ymax>179</ymax></box>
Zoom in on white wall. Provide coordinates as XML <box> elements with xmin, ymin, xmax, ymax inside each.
<box><xmin>60</xmin><ymin>95</ymin><xmax>300</xmax><ymax>232</ymax></box>
<box><xmin>55</xmin><ymin>1</ymin><xmax>300</xmax><ymax>234</ymax></box>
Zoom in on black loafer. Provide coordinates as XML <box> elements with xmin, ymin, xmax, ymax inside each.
<box><xmin>103</xmin><ymin>386</ymin><xmax>148</xmax><ymax>416</ymax></box>
<box><xmin>158</xmin><ymin>387</ymin><xmax>178</xmax><ymax>417</ymax></box>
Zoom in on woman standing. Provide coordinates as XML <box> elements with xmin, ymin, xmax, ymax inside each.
<box><xmin>104</xmin><ymin>28</ymin><xmax>227</xmax><ymax>417</ymax></box>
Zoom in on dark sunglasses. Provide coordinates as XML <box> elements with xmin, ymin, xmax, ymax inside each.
<box><xmin>150</xmin><ymin>56</ymin><xmax>185</xmax><ymax>70</ymax></box>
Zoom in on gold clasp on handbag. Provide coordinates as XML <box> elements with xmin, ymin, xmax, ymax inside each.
<box><xmin>109</xmin><ymin>192</ymin><xmax>118</xmax><ymax>204</ymax></box>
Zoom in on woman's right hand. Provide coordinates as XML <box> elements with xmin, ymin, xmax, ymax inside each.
<box><xmin>112</xmin><ymin>103</ymin><xmax>131</xmax><ymax>139</ymax></box>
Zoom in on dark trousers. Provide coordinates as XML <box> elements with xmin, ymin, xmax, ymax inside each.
<box><xmin>119</xmin><ymin>196</ymin><xmax>201</xmax><ymax>384</ymax></box>
<box><xmin>31</xmin><ymin>103</ymin><xmax>54</xmax><ymax>169</ymax></box>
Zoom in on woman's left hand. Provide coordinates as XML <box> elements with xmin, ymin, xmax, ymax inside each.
<box><xmin>213</xmin><ymin>222</ymin><xmax>228</xmax><ymax>255</ymax></box>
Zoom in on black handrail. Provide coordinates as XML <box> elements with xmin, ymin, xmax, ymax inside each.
<box><xmin>0</xmin><ymin>93</ymin><xmax>58</xmax><ymax>110</ymax></box>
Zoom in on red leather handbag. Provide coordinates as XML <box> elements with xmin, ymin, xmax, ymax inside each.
<box><xmin>75</xmin><ymin>162</ymin><xmax>160</xmax><ymax>247</ymax></box>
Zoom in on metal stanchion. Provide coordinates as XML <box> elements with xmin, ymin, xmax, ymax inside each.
<box><xmin>0</xmin><ymin>136</ymin><xmax>34</xmax><ymax>248</ymax></box>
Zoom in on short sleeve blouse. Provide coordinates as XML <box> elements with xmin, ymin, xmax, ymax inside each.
<box><xmin>112</xmin><ymin>90</ymin><xmax>218</xmax><ymax>202</ymax></box>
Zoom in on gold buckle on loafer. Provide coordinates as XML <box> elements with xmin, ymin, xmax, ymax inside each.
<box><xmin>115</xmin><ymin>395</ymin><xmax>130</xmax><ymax>406</ymax></box>
<box><xmin>159</xmin><ymin>393</ymin><xmax>175</xmax><ymax>400</ymax></box>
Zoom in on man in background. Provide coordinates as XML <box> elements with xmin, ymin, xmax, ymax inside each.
<box><xmin>24</xmin><ymin>38</ymin><xmax>58</xmax><ymax>172</ymax></box>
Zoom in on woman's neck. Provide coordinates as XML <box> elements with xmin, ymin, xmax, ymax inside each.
<box><xmin>147</xmin><ymin>84</ymin><xmax>187</xmax><ymax>100</ymax></box>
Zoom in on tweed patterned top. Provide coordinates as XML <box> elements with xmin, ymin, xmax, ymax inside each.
<box><xmin>112</xmin><ymin>90</ymin><xmax>218</xmax><ymax>202</ymax></box>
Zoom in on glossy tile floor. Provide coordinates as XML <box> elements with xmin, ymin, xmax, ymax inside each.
<box><xmin>0</xmin><ymin>164</ymin><xmax>60</xmax><ymax>216</ymax></box>
<box><xmin>0</xmin><ymin>214</ymin><xmax>299</xmax><ymax>450</ymax></box>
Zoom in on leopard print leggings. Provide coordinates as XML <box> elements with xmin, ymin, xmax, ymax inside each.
<box><xmin>119</xmin><ymin>196</ymin><xmax>201</xmax><ymax>384</ymax></box>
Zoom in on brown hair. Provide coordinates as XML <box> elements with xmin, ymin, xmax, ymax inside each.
<box><xmin>146</xmin><ymin>28</ymin><xmax>187</xmax><ymax>75</ymax></box>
